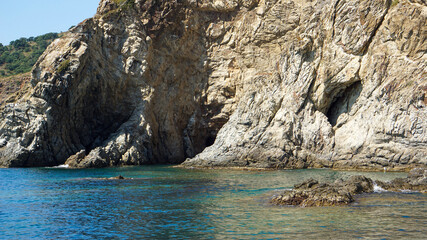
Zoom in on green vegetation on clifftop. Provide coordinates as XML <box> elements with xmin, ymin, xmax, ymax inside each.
<box><xmin>0</xmin><ymin>33</ymin><xmax>59</xmax><ymax>77</ymax></box>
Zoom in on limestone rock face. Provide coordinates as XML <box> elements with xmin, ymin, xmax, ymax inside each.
<box><xmin>183</xmin><ymin>0</ymin><xmax>427</xmax><ymax>170</ymax></box>
<box><xmin>0</xmin><ymin>0</ymin><xmax>426</xmax><ymax>169</ymax></box>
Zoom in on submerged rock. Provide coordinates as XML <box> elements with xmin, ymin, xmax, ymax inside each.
<box><xmin>108</xmin><ymin>175</ymin><xmax>126</xmax><ymax>180</ymax></box>
<box><xmin>94</xmin><ymin>175</ymin><xmax>129</xmax><ymax>180</ymax></box>
<box><xmin>272</xmin><ymin>169</ymin><xmax>427</xmax><ymax>207</ymax></box>
<box><xmin>0</xmin><ymin>0</ymin><xmax>426</xmax><ymax>168</ymax></box>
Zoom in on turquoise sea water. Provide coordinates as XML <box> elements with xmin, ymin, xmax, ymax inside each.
<box><xmin>0</xmin><ymin>166</ymin><xmax>426</xmax><ymax>239</ymax></box>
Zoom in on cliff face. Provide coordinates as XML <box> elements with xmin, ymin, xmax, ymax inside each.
<box><xmin>0</xmin><ymin>0</ymin><xmax>426</xmax><ymax>169</ymax></box>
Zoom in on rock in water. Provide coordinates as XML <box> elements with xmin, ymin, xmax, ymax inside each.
<box><xmin>108</xmin><ymin>175</ymin><xmax>125</xmax><ymax>180</ymax></box>
<box><xmin>0</xmin><ymin>0</ymin><xmax>426</xmax><ymax>168</ymax></box>
<box><xmin>376</xmin><ymin>168</ymin><xmax>427</xmax><ymax>192</ymax></box>
<box><xmin>91</xmin><ymin>175</ymin><xmax>128</xmax><ymax>180</ymax></box>
<box><xmin>272</xmin><ymin>170</ymin><xmax>427</xmax><ymax>207</ymax></box>
<box><xmin>271</xmin><ymin>175</ymin><xmax>374</xmax><ymax>207</ymax></box>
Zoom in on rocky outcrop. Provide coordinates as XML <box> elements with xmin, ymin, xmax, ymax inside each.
<box><xmin>376</xmin><ymin>167</ymin><xmax>427</xmax><ymax>192</ymax></box>
<box><xmin>183</xmin><ymin>0</ymin><xmax>427</xmax><ymax>170</ymax></box>
<box><xmin>1</xmin><ymin>0</ymin><xmax>212</xmax><ymax>167</ymax></box>
<box><xmin>271</xmin><ymin>175</ymin><xmax>374</xmax><ymax>207</ymax></box>
<box><xmin>0</xmin><ymin>73</ymin><xmax>31</xmax><ymax>108</ymax></box>
<box><xmin>271</xmin><ymin>168</ymin><xmax>427</xmax><ymax>207</ymax></box>
<box><xmin>0</xmin><ymin>0</ymin><xmax>426</xmax><ymax>168</ymax></box>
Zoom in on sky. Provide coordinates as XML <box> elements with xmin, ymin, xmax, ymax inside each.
<box><xmin>0</xmin><ymin>0</ymin><xmax>100</xmax><ymax>45</ymax></box>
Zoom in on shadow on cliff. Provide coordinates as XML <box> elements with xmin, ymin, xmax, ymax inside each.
<box><xmin>0</xmin><ymin>0</ymin><xmax>243</xmax><ymax>167</ymax></box>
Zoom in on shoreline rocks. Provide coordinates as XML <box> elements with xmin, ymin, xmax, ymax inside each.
<box><xmin>375</xmin><ymin>168</ymin><xmax>427</xmax><ymax>192</ymax></box>
<box><xmin>271</xmin><ymin>168</ymin><xmax>427</xmax><ymax>207</ymax></box>
<box><xmin>271</xmin><ymin>175</ymin><xmax>374</xmax><ymax>207</ymax></box>
<box><xmin>178</xmin><ymin>163</ymin><xmax>426</xmax><ymax>172</ymax></box>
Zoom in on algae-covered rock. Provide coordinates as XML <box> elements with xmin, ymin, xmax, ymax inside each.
<box><xmin>272</xmin><ymin>168</ymin><xmax>427</xmax><ymax>207</ymax></box>
<box><xmin>271</xmin><ymin>175</ymin><xmax>373</xmax><ymax>207</ymax></box>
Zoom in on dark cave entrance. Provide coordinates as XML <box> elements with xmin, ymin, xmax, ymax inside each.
<box><xmin>205</xmin><ymin>134</ymin><xmax>216</xmax><ymax>147</ymax></box>
<box><xmin>326</xmin><ymin>81</ymin><xmax>363</xmax><ymax>126</ymax></box>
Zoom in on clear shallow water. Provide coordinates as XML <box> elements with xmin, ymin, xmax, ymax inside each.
<box><xmin>0</xmin><ymin>166</ymin><xmax>425</xmax><ymax>239</ymax></box>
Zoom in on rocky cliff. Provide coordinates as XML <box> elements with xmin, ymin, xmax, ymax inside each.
<box><xmin>0</xmin><ymin>0</ymin><xmax>426</xmax><ymax>169</ymax></box>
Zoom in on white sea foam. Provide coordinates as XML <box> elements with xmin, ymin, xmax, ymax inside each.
<box><xmin>373</xmin><ymin>182</ymin><xmax>387</xmax><ymax>193</ymax></box>
<box><xmin>400</xmin><ymin>189</ymin><xmax>416</xmax><ymax>193</ymax></box>
<box><xmin>52</xmin><ymin>164</ymin><xmax>69</xmax><ymax>168</ymax></box>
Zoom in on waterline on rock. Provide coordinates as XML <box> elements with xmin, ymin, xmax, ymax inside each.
<box><xmin>51</xmin><ymin>164</ymin><xmax>69</xmax><ymax>168</ymax></box>
<box><xmin>373</xmin><ymin>182</ymin><xmax>387</xmax><ymax>193</ymax></box>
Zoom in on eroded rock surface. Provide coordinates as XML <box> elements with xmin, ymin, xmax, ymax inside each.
<box><xmin>0</xmin><ymin>0</ymin><xmax>426</xmax><ymax>168</ymax></box>
<box><xmin>271</xmin><ymin>168</ymin><xmax>427</xmax><ymax>207</ymax></box>
<box><xmin>271</xmin><ymin>175</ymin><xmax>374</xmax><ymax>207</ymax></box>
<box><xmin>376</xmin><ymin>167</ymin><xmax>427</xmax><ymax>192</ymax></box>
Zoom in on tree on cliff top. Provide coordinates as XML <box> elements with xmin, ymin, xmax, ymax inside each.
<box><xmin>0</xmin><ymin>33</ymin><xmax>59</xmax><ymax>77</ymax></box>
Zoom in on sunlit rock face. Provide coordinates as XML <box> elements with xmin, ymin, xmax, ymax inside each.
<box><xmin>0</xmin><ymin>0</ymin><xmax>426</xmax><ymax>169</ymax></box>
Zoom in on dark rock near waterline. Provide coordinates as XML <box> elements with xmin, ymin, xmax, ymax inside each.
<box><xmin>65</xmin><ymin>150</ymin><xmax>86</xmax><ymax>168</ymax></box>
<box><xmin>376</xmin><ymin>168</ymin><xmax>427</xmax><ymax>193</ymax></box>
<box><xmin>108</xmin><ymin>175</ymin><xmax>126</xmax><ymax>180</ymax></box>
<box><xmin>272</xmin><ymin>169</ymin><xmax>427</xmax><ymax>207</ymax></box>
<box><xmin>271</xmin><ymin>175</ymin><xmax>373</xmax><ymax>207</ymax></box>
<box><xmin>94</xmin><ymin>175</ymin><xmax>129</xmax><ymax>180</ymax></box>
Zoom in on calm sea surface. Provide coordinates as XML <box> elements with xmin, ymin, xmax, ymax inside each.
<box><xmin>0</xmin><ymin>166</ymin><xmax>425</xmax><ymax>239</ymax></box>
